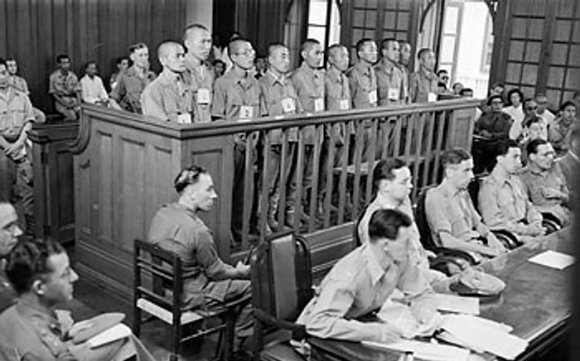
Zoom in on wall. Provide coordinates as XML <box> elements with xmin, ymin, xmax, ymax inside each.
<box><xmin>186</xmin><ymin>0</ymin><xmax>213</xmax><ymax>29</ymax></box>
<box><xmin>0</xmin><ymin>0</ymin><xmax>187</xmax><ymax>113</ymax></box>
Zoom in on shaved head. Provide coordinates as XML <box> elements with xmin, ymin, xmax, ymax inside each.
<box><xmin>158</xmin><ymin>41</ymin><xmax>182</xmax><ymax>59</ymax></box>
<box><xmin>229</xmin><ymin>39</ymin><xmax>251</xmax><ymax>58</ymax></box>
<box><xmin>158</xmin><ymin>41</ymin><xmax>186</xmax><ymax>72</ymax></box>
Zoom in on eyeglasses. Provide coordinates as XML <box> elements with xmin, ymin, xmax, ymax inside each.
<box><xmin>526</xmin><ymin>106</ymin><xmax>538</xmax><ymax>111</ymax></box>
<box><xmin>491</xmin><ymin>101</ymin><xmax>503</xmax><ymax>105</ymax></box>
<box><xmin>237</xmin><ymin>48</ymin><xmax>255</xmax><ymax>57</ymax></box>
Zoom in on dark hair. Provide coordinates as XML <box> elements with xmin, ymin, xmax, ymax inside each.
<box><xmin>0</xmin><ymin>58</ymin><xmax>6</xmax><ymax>68</ymax></box>
<box><xmin>417</xmin><ymin>48</ymin><xmax>432</xmax><ymax>60</ymax></box>
<box><xmin>491</xmin><ymin>82</ymin><xmax>504</xmax><ymax>89</ymax></box>
<box><xmin>129</xmin><ymin>42</ymin><xmax>148</xmax><ymax>53</ymax></box>
<box><xmin>441</xmin><ymin>148</ymin><xmax>471</xmax><ymax>170</ymax></box>
<box><xmin>560</xmin><ymin>100</ymin><xmax>576</xmax><ymax>112</ymax></box>
<box><xmin>116</xmin><ymin>56</ymin><xmax>129</xmax><ymax>65</ymax></box>
<box><xmin>496</xmin><ymin>139</ymin><xmax>520</xmax><ymax>158</ymax></box>
<box><xmin>355</xmin><ymin>38</ymin><xmax>375</xmax><ymax>55</ymax></box>
<box><xmin>460</xmin><ymin>88</ymin><xmax>474</xmax><ymax>96</ymax></box>
<box><xmin>526</xmin><ymin>138</ymin><xmax>549</xmax><ymax>156</ymax></box>
<box><xmin>84</xmin><ymin>61</ymin><xmax>97</xmax><ymax>71</ymax></box>
<box><xmin>6</xmin><ymin>238</ymin><xmax>66</xmax><ymax>295</ymax></box>
<box><xmin>380</xmin><ymin>38</ymin><xmax>397</xmax><ymax>51</ymax></box>
<box><xmin>228</xmin><ymin>38</ymin><xmax>251</xmax><ymax>58</ymax></box>
<box><xmin>301</xmin><ymin>38</ymin><xmax>320</xmax><ymax>53</ymax></box>
<box><xmin>4</xmin><ymin>57</ymin><xmax>16</xmax><ymax>63</ymax></box>
<box><xmin>372</xmin><ymin>158</ymin><xmax>406</xmax><ymax>194</ymax></box>
<box><xmin>174</xmin><ymin>165</ymin><xmax>209</xmax><ymax>194</ymax></box>
<box><xmin>436</xmin><ymin>69</ymin><xmax>448</xmax><ymax>76</ymax></box>
<box><xmin>506</xmin><ymin>88</ymin><xmax>524</xmax><ymax>106</ymax></box>
<box><xmin>523</xmin><ymin>114</ymin><xmax>542</xmax><ymax>128</ymax></box>
<box><xmin>368</xmin><ymin>209</ymin><xmax>412</xmax><ymax>243</ymax></box>
<box><xmin>487</xmin><ymin>94</ymin><xmax>504</xmax><ymax>106</ymax></box>
<box><xmin>56</xmin><ymin>54</ymin><xmax>70</xmax><ymax>63</ymax></box>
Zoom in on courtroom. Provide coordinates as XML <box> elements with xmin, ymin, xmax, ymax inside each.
<box><xmin>1</xmin><ymin>0</ymin><xmax>579</xmax><ymax>360</ymax></box>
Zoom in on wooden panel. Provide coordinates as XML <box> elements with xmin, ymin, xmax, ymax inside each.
<box><xmin>0</xmin><ymin>0</ymin><xmax>187</xmax><ymax>112</ymax></box>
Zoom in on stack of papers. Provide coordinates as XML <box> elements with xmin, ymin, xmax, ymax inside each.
<box><xmin>430</xmin><ymin>294</ymin><xmax>479</xmax><ymax>315</ymax></box>
<box><xmin>363</xmin><ymin>339</ymin><xmax>470</xmax><ymax>361</ymax></box>
<box><xmin>528</xmin><ymin>250</ymin><xmax>575</xmax><ymax>270</ymax></box>
<box><xmin>438</xmin><ymin>315</ymin><xmax>528</xmax><ymax>360</ymax></box>
<box><xmin>87</xmin><ymin>324</ymin><xmax>132</xmax><ymax>348</ymax></box>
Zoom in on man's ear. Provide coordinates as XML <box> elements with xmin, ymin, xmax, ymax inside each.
<box><xmin>300</xmin><ymin>50</ymin><xmax>307</xmax><ymax>61</ymax></box>
<box><xmin>31</xmin><ymin>278</ymin><xmax>45</xmax><ymax>296</ymax></box>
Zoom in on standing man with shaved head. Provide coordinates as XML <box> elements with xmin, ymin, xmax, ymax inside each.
<box><xmin>409</xmin><ymin>48</ymin><xmax>438</xmax><ymax>103</ymax></box>
<box><xmin>290</xmin><ymin>39</ymin><xmax>325</xmax><ymax>222</ymax></box>
<box><xmin>347</xmin><ymin>38</ymin><xmax>379</xmax><ymax>161</ymax></box>
<box><xmin>213</xmin><ymin>38</ymin><xmax>261</xmax><ymax>244</ymax></box>
<box><xmin>141</xmin><ymin>41</ymin><xmax>192</xmax><ymax>123</ymax></box>
<box><xmin>183</xmin><ymin>24</ymin><xmax>215</xmax><ymax>123</ymax></box>
<box><xmin>376</xmin><ymin>39</ymin><xmax>408</xmax><ymax>106</ymax></box>
<box><xmin>259</xmin><ymin>43</ymin><xmax>303</xmax><ymax>231</ymax></box>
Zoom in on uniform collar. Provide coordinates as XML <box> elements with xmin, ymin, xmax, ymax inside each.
<box><xmin>327</xmin><ymin>66</ymin><xmax>344</xmax><ymax>82</ymax></box>
<box><xmin>438</xmin><ymin>179</ymin><xmax>462</xmax><ymax>197</ymax></box>
<box><xmin>265</xmin><ymin>70</ymin><xmax>287</xmax><ymax>86</ymax></box>
<box><xmin>354</xmin><ymin>61</ymin><xmax>373</xmax><ymax>76</ymax></box>
<box><xmin>377</xmin><ymin>58</ymin><xmax>397</xmax><ymax>74</ymax></box>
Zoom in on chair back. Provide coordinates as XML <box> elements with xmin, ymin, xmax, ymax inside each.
<box><xmin>250</xmin><ymin>232</ymin><xmax>312</xmax><ymax>323</ymax></box>
<box><xmin>353</xmin><ymin>203</ymin><xmax>370</xmax><ymax>247</ymax></box>
<box><xmin>415</xmin><ymin>187</ymin><xmax>440</xmax><ymax>252</ymax></box>
<box><xmin>134</xmin><ymin>239</ymin><xmax>183</xmax><ymax>319</ymax></box>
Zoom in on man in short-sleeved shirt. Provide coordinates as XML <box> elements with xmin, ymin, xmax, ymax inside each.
<box><xmin>519</xmin><ymin>139</ymin><xmax>571</xmax><ymax>226</ymax></box>
<box><xmin>6</xmin><ymin>58</ymin><xmax>46</xmax><ymax>124</ymax></box>
<box><xmin>141</xmin><ymin>42</ymin><xmax>193</xmax><ymax>123</ymax></box>
<box><xmin>110</xmin><ymin>43</ymin><xmax>156</xmax><ymax>113</ymax></box>
<box><xmin>0</xmin><ymin>59</ymin><xmax>43</xmax><ymax>235</ymax></box>
<box><xmin>479</xmin><ymin>139</ymin><xmax>546</xmax><ymax>240</ymax></box>
<box><xmin>409</xmin><ymin>48</ymin><xmax>438</xmax><ymax>103</ymax></box>
<box><xmin>80</xmin><ymin>61</ymin><xmax>109</xmax><ymax>105</ymax></box>
<box><xmin>48</xmin><ymin>54</ymin><xmax>80</xmax><ymax>121</ymax></box>
<box><xmin>148</xmin><ymin>166</ymin><xmax>252</xmax><ymax>345</ymax></box>
<box><xmin>425</xmin><ymin>149</ymin><xmax>506</xmax><ymax>260</ymax></box>
<box><xmin>212</xmin><ymin>38</ymin><xmax>261</xmax><ymax>244</ymax></box>
<box><xmin>183</xmin><ymin>24</ymin><xmax>215</xmax><ymax>123</ymax></box>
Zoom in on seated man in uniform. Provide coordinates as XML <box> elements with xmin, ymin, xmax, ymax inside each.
<box><xmin>48</xmin><ymin>54</ymin><xmax>81</xmax><ymax>121</ymax></box>
<box><xmin>297</xmin><ymin>209</ymin><xmax>435</xmax><ymax>343</ymax></box>
<box><xmin>0</xmin><ymin>201</ymin><xmax>21</xmax><ymax>312</ymax></box>
<box><xmin>425</xmin><ymin>149</ymin><xmax>507</xmax><ymax>261</ymax></box>
<box><xmin>520</xmin><ymin>139</ymin><xmax>571</xmax><ymax>226</ymax></box>
<box><xmin>479</xmin><ymin>139</ymin><xmax>546</xmax><ymax>241</ymax></box>
<box><xmin>148</xmin><ymin>165</ymin><xmax>253</xmax><ymax>354</ymax></box>
<box><xmin>0</xmin><ymin>238</ymin><xmax>156</xmax><ymax>360</ymax></box>
<box><xmin>357</xmin><ymin>159</ymin><xmax>446</xmax><ymax>290</ymax></box>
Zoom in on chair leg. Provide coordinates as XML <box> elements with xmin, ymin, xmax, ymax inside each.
<box><xmin>171</xmin><ymin>321</ymin><xmax>181</xmax><ymax>361</ymax></box>
<box><xmin>133</xmin><ymin>306</ymin><xmax>141</xmax><ymax>337</ymax></box>
<box><xmin>223</xmin><ymin>309</ymin><xmax>236</xmax><ymax>361</ymax></box>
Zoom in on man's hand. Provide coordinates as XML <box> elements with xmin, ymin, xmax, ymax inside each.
<box><xmin>235</xmin><ymin>261</ymin><xmax>251</xmax><ymax>279</ymax></box>
<box><xmin>479</xmin><ymin>130</ymin><xmax>492</xmax><ymax>138</ymax></box>
<box><xmin>541</xmin><ymin>187</ymin><xmax>564</xmax><ymax>200</ymax></box>
<box><xmin>3</xmin><ymin>141</ymin><xmax>25</xmax><ymax>159</ymax></box>
<box><xmin>68</xmin><ymin>319</ymin><xmax>94</xmax><ymax>338</ymax></box>
<box><xmin>527</xmin><ymin>223</ymin><xmax>547</xmax><ymax>236</ymax></box>
<box><xmin>379</xmin><ymin>322</ymin><xmax>404</xmax><ymax>343</ymax></box>
<box><xmin>410</xmin><ymin>299</ymin><xmax>437</xmax><ymax>326</ymax></box>
<box><xmin>486</xmin><ymin>233</ymin><xmax>508</xmax><ymax>254</ymax></box>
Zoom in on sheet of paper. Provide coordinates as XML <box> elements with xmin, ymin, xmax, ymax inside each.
<box><xmin>87</xmin><ymin>323</ymin><xmax>132</xmax><ymax>348</ymax></box>
<box><xmin>363</xmin><ymin>339</ymin><xmax>470</xmax><ymax>361</ymax></box>
<box><xmin>431</xmin><ymin>294</ymin><xmax>479</xmax><ymax>315</ymax></box>
<box><xmin>439</xmin><ymin>315</ymin><xmax>527</xmax><ymax>360</ymax></box>
<box><xmin>528</xmin><ymin>250</ymin><xmax>575</xmax><ymax>270</ymax></box>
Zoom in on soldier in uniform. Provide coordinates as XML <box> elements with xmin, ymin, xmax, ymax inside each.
<box><xmin>48</xmin><ymin>54</ymin><xmax>80</xmax><ymax>121</ymax></box>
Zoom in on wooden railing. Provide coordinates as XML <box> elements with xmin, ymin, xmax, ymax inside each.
<box><xmin>32</xmin><ymin>99</ymin><xmax>476</xmax><ymax>299</ymax></box>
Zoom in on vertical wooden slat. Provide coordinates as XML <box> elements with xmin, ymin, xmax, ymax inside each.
<box><xmin>431</xmin><ymin>111</ymin><xmax>447</xmax><ymax>184</ymax></box>
<box><xmin>242</xmin><ymin>132</ymin><xmax>254</xmax><ymax>249</ymax></box>
<box><xmin>260</xmin><ymin>132</ymin><xmax>270</xmax><ymax>238</ymax></box>
<box><xmin>393</xmin><ymin>116</ymin><xmax>402</xmax><ymax>157</ymax></box>
<box><xmin>0</xmin><ymin>0</ymin><xmax>7</xmax><ymax>56</ymax></box>
<box><xmin>323</xmin><ymin>124</ymin><xmax>338</xmax><ymax>229</ymax></box>
<box><xmin>421</xmin><ymin>111</ymin><xmax>436</xmax><ymax>191</ymax></box>
<box><xmin>403</xmin><ymin>114</ymin><xmax>413</xmax><ymax>165</ymax></box>
<box><xmin>337</xmin><ymin>123</ymin><xmax>351</xmax><ymax>224</ymax></box>
<box><xmin>294</xmin><ymin>126</ymin><xmax>306</xmax><ymax>230</ymax></box>
<box><xmin>412</xmin><ymin>112</ymin><xmax>425</xmax><ymax>200</ymax></box>
<box><xmin>307</xmin><ymin>125</ymin><xmax>323</xmax><ymax>232</ymax></box>
<box><xmin>365</xmin><ymin>118</ymin><xmax>378</xmax><ymax>204</ymax></box>
<box><xmin>277</xmin><ymin>128</ymin><xmax>290</xmax><ymax>229</ymax></box>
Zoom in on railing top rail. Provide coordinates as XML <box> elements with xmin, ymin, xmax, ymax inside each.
<box><xmin>79</xmin><ymin>98</ymin><xmax>480</xmax><ymax>141</ymax></box>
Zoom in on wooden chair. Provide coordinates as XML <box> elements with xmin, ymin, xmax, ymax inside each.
<box><xmin>133</xmin><ymin>239</ymin><xmax>247</xmax><ymax>361</ymax></box>
<box><xmin>250</xmin><ymin>231</ymin><xmax>313</xmax><ymax>361</ymax></box>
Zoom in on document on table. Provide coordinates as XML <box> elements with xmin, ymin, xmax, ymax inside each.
<box><xmin>430</xmin><ymin>294</ymin><xmax>479</xmax><ymax>315</ymax></box>
<box><xmin>87</xmin><ymin>323</ymin><xmax>132</xmax><ymax>348</ymax></box>
<box><xmin>363</xmin><ymin>339</ymin><xmax>470</xmax><ymax>361</ymax></box>
<box><xmin>438</xmin><ymin>314</ymin><xmax>528</xmax><ymax>360</ymax></box>
<box><xmin>528</xmin><ymin>250</ymin><xmax>575</xmax><ymax>270</ymax></box>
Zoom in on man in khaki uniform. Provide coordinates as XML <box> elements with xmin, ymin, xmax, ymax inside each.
<box><xmin>409</xmin><ymin>48</ymin><xmax>438</xmax><ymax>103</ymax></box>
<box><xmin>48</xmin><ymin>54</ymin><xmax>80</xmax><ymax>121</ymax></box>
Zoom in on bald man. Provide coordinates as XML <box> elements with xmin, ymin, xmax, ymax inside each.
<box><xmin>183</xmin><ymin>24</ymin><xmax>215</xmax><ymax>123</ymax></box>
<box><xmin>212</xmin><ymin>38</ymin><xmax>261</xmax><ymax>243</ymax></box>
<box><xmin>409</xmin><ymin>48</ymin><xmax>438</xmax><ymax>103</ymax></box>
<box><xmin>0</xmin><ymin>202</ymin><xmax>21</xmax><ymax>312</ymax></box>
<box><xmin>141</xmin><ymin>41</ymin><xmax>193</xmax><ymax>123</ymax></box>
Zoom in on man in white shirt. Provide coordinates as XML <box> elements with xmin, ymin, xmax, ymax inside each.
<box><xmin>80</xmin><ymin>61</ymin><xmax>109</xmax><ymax>105</ymax></box>
<box><xmin>535</xmin><ymin>94</ymin><xmax>555</xmax><ymax>127</ymax></box>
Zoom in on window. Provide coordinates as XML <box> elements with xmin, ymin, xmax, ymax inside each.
<box><xmin>481</xmin><ymin>13</ymin><xmax>494</xmax><ymax>72</ymax></box>
<box><xmin>306</xmin><ymin>0</ymin><xmax>341</xmax><ymax>50</ymax></box>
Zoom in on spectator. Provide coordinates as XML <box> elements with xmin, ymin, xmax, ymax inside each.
<box><xmin>520</xmin><ymin>139</ymin><xmax>571</xmax><ymax>226</ymax></box>
<box><xmin>549</xmin><ymin>101</ymin><xmax>578</xmax><ymax>156</ymax></box>
<box><xmin>572</xmin><ymin>90</ymin><xmax>580</xmax><ymax>106</ymax></box>
<box><xmin>479</xmin><ymin>139</ymin><xmax>546</xmax><ymax>241</ymax></box>
<box><xmin>409</xmin><ymin>48</ymin><xmax>438</xmax><ymax>103</ymax></box>
<box><xmin>141</xmin><ymin>41</ymin><xmax>192</xmax><ymax>123</ymax></box>
<box><xmin>490</xmin><ymin>82</ymin><xmax>505</xmax><ymax>101</ymax></box>
<box><xmin>254</xmin><ymin>57</ymin><xmax>268</xmax><ymax>79</ymax></box>
<box><xmin>436</xmin><ymin>69</ymin><xmax>449</xmax><ymax>93</ymax></box>
<box><xmin>522</xmin><ymin>98</ymin><xmax>547</xmax><ymax>140</ymax></box>
<box><xmin>214</xmin><ymin>59</ymin><xmax>226</xmax><ymax>79</ymax></box>
<box><xmin>535</xmin><ymin>93</ymin><xmax>555</xmax><ymax>128</ymax></box>
<box><xmin>0</xmin><ymin>201</ymin><xmax>21</xmax><ymax>312</ymax></box>
<box><xmin>110</xmin><ymin>42</ymin><xmax>156</xmax><ymax>113</ymax></box>
<box><xmin>6</xmin><ymin>58</ymin><xmax>46</xmax><ymax>124</ymax></box>
<box><xmin>80</xmin><ymin>61</ymin><xmax>109</xmax><ymax>105</ymax></box>
<box><xmin>0</xmin><ymin>58</ymin><xmax>44</xmax><ymax>236</ymax></box>
<box><xmin>48</xmin><ymin>54</ymin><xmax>80</xmax><ymax>121</ymax></box>
<box><xmin>148</xmin><ymin>165</ymin><xmax>252</xmax><ymax>356</ymax></box>
<box><xmin>472</xmin><ymin>94</ymin><xmax>513</xmax><ymax>172</ymax></box>
<box><xmin>452</xmin><ymin>82</ymin><xmax>464</xmax><ymax>95</ymax></box>
<box><xmin>183</xmin><ymin>24</ymin><xmax>215</xmax><ymax>123</ymax></box>
<box><xmin>0</xmin><ymin>238</ymin><xmax>156</xmax><ymax>360</ymax></box>
<box><xmin>503</xmin><ymin>88</ymin><xmax>525</xmax><ymax>140</ymax></box>
<box><xmin>556</xmin><ymin>128</ymin><xmax>579</xmax><ymax>197</ymax></box>
<box><xmin>520</xmin><ymin>115</ymin><xmax>548</xmax><ymax>155</ymax></box>
<box><xmin>425</xmin><ymin>149</ymin><xmax>507</xmax><ymax>261</ymax></box>
<box><xmin>459</xmin><ymin>88</ymin><xmax>474</xmax><ymax>97</ymax></box>
<box><xmin>399</xmin><ymin>41</ymin><xmax>412</xmax><ymax>72</ymax></box>
<box><xmin>109</xmin><ymin>56</ymin><xmax>129</xmax><ymax>91</ymax></box>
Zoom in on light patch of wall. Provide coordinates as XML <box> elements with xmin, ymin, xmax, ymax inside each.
<box><xmin>186</xmin><ymin>0</ymin><xmax>213</xmax><ymax>29</ymax></box>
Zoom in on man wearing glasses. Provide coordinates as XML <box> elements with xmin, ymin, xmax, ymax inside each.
<box><xmin>212</xmin><ymin>38</ymin><xmax>261</xmax><ymax>244</ymax></box>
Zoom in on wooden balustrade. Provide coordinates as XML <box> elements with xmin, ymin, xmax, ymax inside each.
<box><xmin>32</xmin><ymin>99</ymin><xmax>477</xmax><ymax>299</ymax></box>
